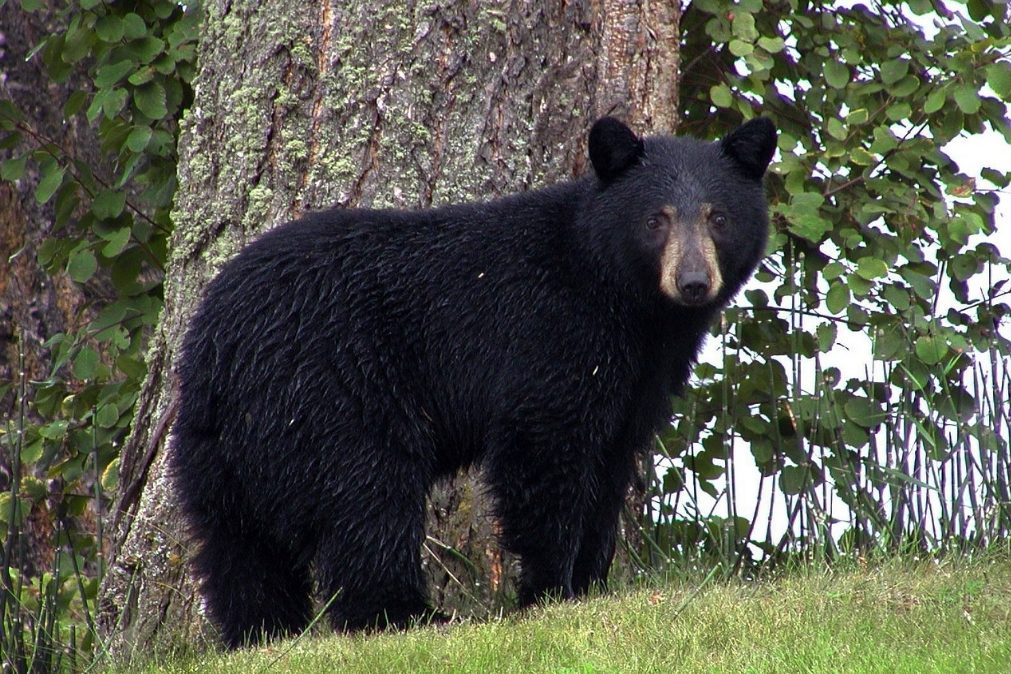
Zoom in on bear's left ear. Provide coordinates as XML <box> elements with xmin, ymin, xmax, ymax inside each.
<box><xmin>720</xmin><ymin>117</ymin><xmax>777</xmax><ymax>181</ymax></box>
<box><xmin>589</xmin><ymin>117</ymin><xmax>644</xmax><ymax>183</ymax></box>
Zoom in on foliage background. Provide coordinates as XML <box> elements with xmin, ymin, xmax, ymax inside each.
<box><xmin>1</xmin><ymin>0</ymin><xmax>1009</xmax><ymax>669</ymax></box>
<box><xmin>660</xmin><ymin>0</ymin><xmax>1011</xmax><ymax>565</ymax></box>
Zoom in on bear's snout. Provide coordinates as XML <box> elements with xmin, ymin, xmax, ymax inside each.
<box><xmin>676</xmin><ymin>270</ymin><xmax>711</xmax><ymax>305</ymax></box>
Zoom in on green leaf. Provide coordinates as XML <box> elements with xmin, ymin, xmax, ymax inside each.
<box><xmin>757</xmin><ymin>36</ymin><xmax>785</xmax><ymax>53</ymax></box>
<box><xmin>55</xmin><ymin>182</ymin><xmax>80</xmax><ymax>226</ymax></box>
<box><xmin>856</xmin><ymin>257</ymin><xmax>889</xmax><ymax>280</ymax></box>
<box><xmin>886</xmin><ymin>102</ymin><xmax>912</xmax><ymax>121</ymax></box>
<box><xmin>95</xmin><ymin>15</ymin><xmax>125</xmax><ymax>43</ymax></box>
<box><xmin>102</xmin><ymin>227</ymin><xmax>132</xmax><ymax>257</ymax></box>
<box><xmin>128</xmin><ymin>66</ymin><xmax>155</xmax><ymax>86</ymax></box>
<box><xmin>846</xmin><ymin>108</ymin><xmax>869</xmax><ymax>125</ymax></box>
<box><xmin>892</xmin><ymin>75</ymin><xmax>920</xmax><ymax>98</ymax></box>
<box><xmin>95</xmin><ymin>404</ymin><xmax>120</xmax><ymax>429</ymax></box>
<box><xmin>101</xmin><ymin>458</ymin><xmax>120</xmax><ymax>491</ymax></box>
<box><xmin>21</xmin><ymin>440</ymin><xmax>44</xmax><ymax>465</ymax></box>
<box><xmin>64</xmin><ymin>90</ymin><xmax>88</xmax><ymax>117</ymax></box>
<box><xmin>38</xmin><ymin>420</ymin><xmax>69</xmax><ymax>440</ymax></box>
<box><xmin>824</xmin><ymin>261</ymin><xmax>846</xmax><ymax>281</ymax></box>
<box><xmin>915</xmin><ymin>335</ymin><xmax>948</xmax><ymax>365</ymax></box>
<box><xmin>966</xmin><ymin>0</ymin><xmax>988</xmax><ymax>21</ymax></box>
<box><xmin>128</xmin><ymin>37</ymin><xmax>165</xmax><ymax>64</ymax></box>
<box><xmin>710</xmin><ymin>84</ymin><xmax>733</xmax><ymax>108</ymax></box>
<box><xmin>827</xmin><ymin>117</ymin><xmax>846</xmax><ymax>141</ymax></box>
<box><xmin>0</xmin><ymin>99</ymin><xmax>25</xmax><ymax>126</ymax></box>
<box><xmin>122</xmin><ymin>12</ymin><xmax>147</xmax><ymax>40</ymax></box>
<box><xmin>901</xmin><ymin>268</ymin><xmax>934</xmax><ymax>299</ymax></box>
<box><xmin>816</xmin><ymin>323</ymin><xmax>837</xmax><ymax>352</ymax></box>
<box><xmin>732</xmin><ymin>13</ymin><xmax>758</xmax><ymax>41</ymax></box>
<box><xmin>924</xmin><ymin>88</ymin><xmax>947</xmax><ymax>114</ymax></box>
<box><xmin>848</xmin><ymin>273</ymin><xmax>873</xmax><ymax>296</ymax></box>
<box><xmin>729</xmin><ymin>39</ymin><xmax>753</xmax><ymax>57</ymax></box>
<box><xmin>95</xmin><ymin>59</ymin><xmax>135</xmax><ymax>88</ymax></box>
<box><xmin>38</xmin><ymin>238</ymin><xmax>72</xmax><ymax>270</ymax></box>
<box><xmin>91</xmin><ymin>302</ymin><xmax>128</xmax><ymax>332</ymax></box>
<box><xmin>780</xmin><ymin>466</ymin><xmax>808</xmax><ymax>495</ymax></box>
<box><xmin>40</xmin><ymin>33</ymin><xmax>72</xmax><ymax>82</ymax></box>
<box><xmin>882</xmin><ymin>284</ymin><xmax>910</xmax><ymax>311</ymax></box>
<box><xmin>134</xmin><ymin>81</ymin><xmax>168</xmax><ymax>119</ymax></box>
<box><xmin>661</xmin><ymin>467</ymin><xmax>683</xmax><ymax>493</ymax></box>
<box><xmin>851</xmin><ymin>147</ymin><xmax>875</xmax><ymax>166</ymax></box>
<box><xmin>101</xmin><ymin>88</ymin><xmax>130</xmax><ymax>120</ymax></box>
<box><xmin>826</xmin><ymin>284</ymin><xmax>850</xmax><ymax>315</ymax></box>
<box><xmin>126</xmin><ymin>125</ymin><xmax>153</xmax><ymax>152</ymax></box>
<box><xmin>92</xmin><ymin>189</ymin><xmax>127</xmax><ymax>219</ymax></box>
<box><xmin>880</xmin><ymin>59</ymin><xmax>909</xmax><ymax>85</ymax></box>
<box><xmin>153</xmin><ymin>52</ymin><xmax>178</xmax><ymax>75</ymax></box>
<box><xmin>35</xmin><ymin>164</ymin><xmax>66</xmax><ymax>204</ymax></box>
<box><xmin>20</xmin><ymin>0</ymin><xmax>44</xmax><ymax>11</ymax></box>
<box><xmin>824</xmin><ymin>60</ymin><xmax>850</xmax><ymax>89</ymax></box>
<box><xmin>950</xmin><ymin>254</ymin><xmax>980</xmax><ymax>281</ymax></box>
<box><xmin>874</xmin><ymin>325</ymin><xmax>906</xmax><ymax>360</ymax></box>
<box><xmin>948</xmin><ymin>212</ymin><xmax>984</xmax><ymax>244</ymax></box>
<box><xmin>844</xmin><ymin>397</ymin><xmax>886</xmax><ymax>428</ymax></box>
<box><xmin>115</xmin><ymin>152</ymin><xmax>145</xmax><ymax>188</ymax></box>
<box><xmin>953</xmin><ymin>86</ymin><xmax>981</xmax><ymax>114</ymax></box>
<box><xmin>749</xmin><ymin>438</ymin><xmax>773</xmax><ymax>465</ymax></box>
<box><xmin>62</xmin><ymin>20</ymin><xmax>96</xmax><ymax>64</ymax></box>
<box><xmin>784</xmin><ymin>192</ymin><xmax>829</xmax><ymax>242</ymax></box>
<box><xmin>68</xmin><ymin>248</ymin><xmax>98</xmax><ymax>283</ymax></box>
<box><xmin>985</xmin><ymin>63</ymin><xmax>1011</xmax><ymax>100</ymax></box>
<box><xmin>73</xmin><ymin>346</ymin><xmax>99</xmax><ymax>379</ymax></box>
<box><xmin>1</xmin><ymin>155</ymin><xmax>27</xmax><ymax>181</ymax></box>
<box><xmin>870</xmin><ymin>126</ymin><xmax>898</xmax><ymax>154</ymax></box>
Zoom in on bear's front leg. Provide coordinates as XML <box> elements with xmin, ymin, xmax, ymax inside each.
<box><xmin>572</xmin><ymin>447</ymin><xmax>638</xmax><ymax>595</ymax></box>
<box><xmin>484</xmin><ymin>429</ymin><xmax>597</xmax><ymax>606</ymax></box>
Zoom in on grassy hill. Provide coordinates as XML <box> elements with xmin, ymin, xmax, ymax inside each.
<box><xmin>107</xmin><ymin>558</ymin><xmax>1011</xmax><ymax>673</ymax></box>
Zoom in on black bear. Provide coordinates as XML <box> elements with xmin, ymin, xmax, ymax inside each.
<box><xmin>170</xmin><ymin>116</ymin><xmax>776</xmax><ymax>648</ymax></box>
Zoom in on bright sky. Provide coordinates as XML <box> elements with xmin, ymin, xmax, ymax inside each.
<box><xmin>948</xmin><ymin>131</ymin><xmax>1011</xmax><ymax>262</ymax></box>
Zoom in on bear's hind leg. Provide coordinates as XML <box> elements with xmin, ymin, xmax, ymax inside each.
<box><xmin>192</xmin><ymin>524</ymin><xmax>313</xmax><ymax>649</ymax></box>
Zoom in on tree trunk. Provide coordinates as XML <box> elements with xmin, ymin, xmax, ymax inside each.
<box><xmin>98</xmin><ymin>0</ymin><xmax>679</xmax><ymax>654</ymax></box>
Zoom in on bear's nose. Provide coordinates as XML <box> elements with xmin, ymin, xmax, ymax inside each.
<box><xmin>676</xmin><ymin>271</ymin><xmax>710</xmax><ymax>305</ymax></box>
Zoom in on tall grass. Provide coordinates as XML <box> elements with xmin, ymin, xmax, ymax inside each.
<box><xmin>1</xmin><ymin>339</ymin><xmax>98</xmax><ymax>672</ymax></box>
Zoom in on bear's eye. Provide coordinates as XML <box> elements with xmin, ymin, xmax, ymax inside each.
<box><xmin>710</xmin><ymin>212</ymin><xmax>728</xmax><ymax>228</ymax></box>
<box><xmin>646</xmin><ymin>216</ymin><xmax>662</xmax><ymax>231</ymax></box>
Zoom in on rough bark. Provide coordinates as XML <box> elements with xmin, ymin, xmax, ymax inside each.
<box><xmin>98</xmin><ymin>0</ymin><xmax>679</xmax><ymax>655</ymax></box>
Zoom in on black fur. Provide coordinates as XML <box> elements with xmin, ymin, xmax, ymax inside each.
<box><xmin>170</xmin><ymin>117</ymin><xmax>776</xmax><ymax>648</ymax></box>
<box><xmin>719</xmin><ymin>117</ymin><xmax>777</xmax><ymax>181</ymax></box>
<box><xmin>589</xmin><ymin>116</ymin><xmax>645</xmax><ymax>182</ymax></box>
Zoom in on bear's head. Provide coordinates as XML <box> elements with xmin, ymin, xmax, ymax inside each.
<box><xmin>584</xmin><ymin>116</ymin><xmax>777</xmax><ymax>309</ymax></box>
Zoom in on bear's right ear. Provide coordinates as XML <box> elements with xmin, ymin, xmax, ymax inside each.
<box><xmin>589</xmin><ymin>117</ymin><xmax>644</xmax><ymax>183</ymax></box>
<box><xmin>720</xmin><ymin>117</ymin><xmax>777</xmax><ymax>181</ymax></box>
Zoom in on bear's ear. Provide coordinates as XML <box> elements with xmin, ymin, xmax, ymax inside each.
<box><xmin>719</xmin><ymin>117</ymin><xmax>777</xmax><ymax>181</ymax></box>
<box><xmin>589</xmin><ymin>117</ymin><xmax>644</xmax><ymax>183</ymax></box>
